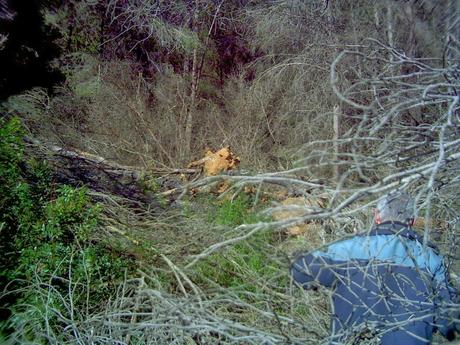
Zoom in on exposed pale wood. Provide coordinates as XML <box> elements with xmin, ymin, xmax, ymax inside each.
<box><xmin>158</xmin><ymin>187</ymin><xmax>181</xmax><ymax>197</ymax></box>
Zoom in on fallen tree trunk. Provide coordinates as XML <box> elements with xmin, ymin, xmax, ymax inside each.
<box><xmin>24</xmin><ymin>138</ymin><xmax>197</xmax><ymax>204</ymax></box>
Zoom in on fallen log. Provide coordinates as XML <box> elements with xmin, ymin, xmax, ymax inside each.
<box><xmin>23</xmin><ymin>137</ymin><xmax>197</xmax><ymax>204</ymax></box>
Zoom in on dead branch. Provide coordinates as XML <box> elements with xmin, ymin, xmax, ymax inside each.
<box><xmin>23</xmin><ymin>137</ymin><xmax>198</xmax><ymax>203</ymax></box>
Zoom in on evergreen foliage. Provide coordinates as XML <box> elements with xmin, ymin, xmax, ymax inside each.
<box><xmin>0</xmin><ymin>118</ymin><xmax>134</xmax><ymax>343</ymax></box>
<box><xmin>0</xmin><ymin>0</ymin><xmax>63</xmax><ymax>99</ymax></box>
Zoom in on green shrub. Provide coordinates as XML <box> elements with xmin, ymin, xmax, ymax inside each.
<box><xmin>194</xmin><ymin>195</ymin><xmax>282</xmax><ymax>292</ymax></box>
<box><xmin>214</xmin><ymin>194</ymin><xmax>260</xmax><ymax>226</ymax></box>
<box><xmin>194</xmin><ymin>230</ymin><xmax>283</xmax><ymax>294</ymax></box>
<box><xmin>0</xmin><ymin>117</ymin><xmax>135</xmax><ymax>343</ymax></box>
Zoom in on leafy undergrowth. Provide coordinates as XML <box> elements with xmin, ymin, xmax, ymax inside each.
<box><xmin>193</xmin><ymin>195</ymin><xmax>285</xmax><ymax>294</ymax></box>
<box><xmin>76</xmin><ymin>189</ymin><xmax>328</xmax><ymax>344</ymax></box>
<box><xmin>0</xmin><ymin>118</ymin><xmax>136</xmax><ymax>343</ymax></box>
<box><xmin>0</xmin><ymin>118</ymin><xmax>326</xmax><ymax>344</ymax></box>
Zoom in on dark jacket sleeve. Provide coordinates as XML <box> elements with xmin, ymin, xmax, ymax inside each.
<box><xmin>435</xmin><ymin>283</ymin><xmax>458</xmax><ymax>340</ymax></box>
<box><xmin>290</xmin><ymin>252</ymin><xmax>343</xmax><ymax>289</ymax></box>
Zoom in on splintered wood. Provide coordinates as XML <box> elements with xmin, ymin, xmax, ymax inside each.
<box><xmin>273</xmin><ymin>197</ymin><xmax>325</xmax><ymax>244</ymax></box>
<box><xmin>188</xmin><ymin>146</ymin><xmax>240</xmax><ymax>176</ymax></box>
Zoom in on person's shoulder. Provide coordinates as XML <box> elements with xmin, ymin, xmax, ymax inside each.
<box><xmin>363</xmin><ymin>221</ymin><xmax>420</xmax><ymax>239</ymax></box>
<box><xmin>372</xmin><ymin>221</ymin><xmax>445</xmax><ymax>255</ymax></box>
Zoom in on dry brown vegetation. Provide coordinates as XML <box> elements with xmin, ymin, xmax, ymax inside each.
<box><xmin>1</xmin><ymin>0</ymin><xmax>459</xmax><ymax>344</ymax></box>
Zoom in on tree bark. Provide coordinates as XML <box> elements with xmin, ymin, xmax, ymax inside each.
<box><xmin>386</xmin><ymin>0</ymin><xmax>396</xmax><ymax>77</ymax></box>
<box><xmin>445</xmin><ymin>0</ymin><xmax>460</xmax><ymax>62</ymax></box>
<box><xmin>404</xmin><ymin>1</ymin><xmax>416</xmax><ymax>59</ymax></box>
<box><xmin>373</xmin><ymin>3</ymin><xmax>380</xmax><ymax>29</ymax></box>
<box><xmin>24</xmin><ymin>138</ymin><xmax>198</xmax><ymax>204</ymax></box>
<box><xmin>386</xmin><ymin>0</ymin><xmax>394</xmax><ymax>52</ymax></box>
<box><xmin>184</xmin><ymin>0</ymin><xmax>200</xmax><ymax>161</ymax></box>
<box><xmin>333</xmin><ymin>104</ymin><xmax>340</xmax><ymax>182</ymax></box>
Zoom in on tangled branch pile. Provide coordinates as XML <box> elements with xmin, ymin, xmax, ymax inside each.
<box><xmin>1</xmin><ymin>0</ymin><xmax>460</xmax><ymax>344</ymax></box>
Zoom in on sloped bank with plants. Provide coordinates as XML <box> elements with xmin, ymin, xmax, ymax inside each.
<box><xmin>0</xmin><ymin>117</ymin><xmax>318</xmax><ymax>344</ymax></box>
<box><xmin>0</xmin><ymin>117</ymin><xmax>137</xmax><ymax>343</ymax></box>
